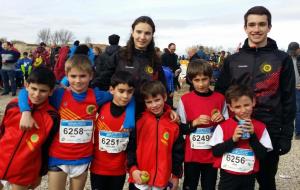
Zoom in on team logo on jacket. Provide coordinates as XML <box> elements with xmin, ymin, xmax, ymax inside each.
<box><xmin>161</xmin><ymin>132</ymin><xmax>169</xmax><ymax>145</ymax></box>
<box><xmin>31</xmin><ymin>134</ymin><xmax>39</xmax><ymax>143</ymax></box>
<box><xmin>260</xmin><ymin>63</ymin><xmax>272</xmax><ymax>73</ymax></box>
<box><xmin>145</xmin><ymin>65</ymin><xmax>154</xmax><ymax>74</ymax></box>
<box><xmin>86</xmin><ymin>105</ymin><xmax>96</xmax><ymax>115</ymax></box>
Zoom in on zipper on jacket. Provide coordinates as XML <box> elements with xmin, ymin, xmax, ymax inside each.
<box><xmin>152</xmin><ymin>117</ymin><xmax>160</xmax><ymax>186</ymax></box>
<box><xmin>2</xmin><ymin>131</ymin><xmax>26</xmax><ymax>178</ymax></box>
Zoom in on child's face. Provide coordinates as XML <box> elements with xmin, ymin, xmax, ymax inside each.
<box><xmin>228</xmin><ymin>95</ymin><xmax>255</xmax><ymax>120</ymax></box>
<box><xmin>25</xmin><ymin>82</ymin><xmax>53</xmax><ymax>105</ymax></box>
<box><xmin>144</xmin><ymin>94</ymin><xmax>166</xmax><ymax>116</ymax></box>
<box><xmin>67</xmin><ymin>67</ymin><xmax>92</xmax><ymax>94</ymax></box>
<box><xmin>110</xmin><ymin>83</ymin><xmax>134</xmax><ymax>107</ymax></box>
<box><xmin>191</xmin><ymin>74</ymin><xmax>211</xmax><ymax>93</ymax></box>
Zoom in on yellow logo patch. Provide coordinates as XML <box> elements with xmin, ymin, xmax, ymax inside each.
<box><xmin>260</xmin><ymin>63</ymin><xmax>272</xmax><ymax>73</ymax></box>
<box><xmin>145</xmin><ymin>65</ymin><xmax>153</xmax><ymax>74</ymax></box>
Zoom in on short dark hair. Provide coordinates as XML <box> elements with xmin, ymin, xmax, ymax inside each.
<box><xmin>23</xmin><ymin>52</ymin><xmax>28</xmax><ymax>56</ymax></box>
<box><xmin>110</xmin><ymin>71</ymin><xmax>135</xmax><ymax>88</ymax></box>
<box><xmin>74</xmin><ymin>40</ymin><xmax>80</xmax><ymax>46</ymax></box>
<box><xmin>186</xmin><ymin>59</ymin><xmax>212</xmax><ymax>82</ymax></box>
<box><xmin>244</xmin><ymin>6</ymin><xmax>272</xmax><ymax>27</ymax></box>
<box><xmin>140</xmin><ymin>81</ymin><xmax>166</xmax><ymax>99</ymax></box>
<box><xmin>168</xmin><ymin>43</ymin><xmax>175</xmax><ymax>48</ymax></box>
<box><xmin>225</xmin><ymin>85</ymin><xmax>255</xmax><ymax>105</ymax></box>
<box><xmin>26</xmin><ymin>67</ymin><xmax>56</xmax><ymax>90</ymax></box>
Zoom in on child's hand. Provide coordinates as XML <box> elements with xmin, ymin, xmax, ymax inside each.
<box><xmin>232</xmin><ymin>126</ymin><xmax>243</xmax><ymax>142</ymax></box>
<box><xmin>170</xmin><ymin>110</ymin><xmax>180</xmax><ymax>123</ymax></box>
<box><xmin>192</xmin><ymin>115</ymin><xmax>211</xmax><ymax>127</ymax></box>
<box><xmin>132</xmin><ymin>170</ymin><xmax>143</xmax><ymax>184</ymax></box>
<box><xmin>19</xmin><ymin>111</ymin><xmax>39</xmax><ymax>130</ymax></box>
<box><xmin>169</xmin><ymin>177</ymin><xmax>179</xmax><ymax>190</ymax></box>
<box><xmin>211</xmin><ymin>112</ymin><xmax>224</xmax><ymax>123</ymax></box>
<box><xmin>242</xmin><ymin>119</ymin><xmax>254</xmax><ymax>134</ymax></box>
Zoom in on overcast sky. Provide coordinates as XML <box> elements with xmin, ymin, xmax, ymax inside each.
<box><xmin>1</xmin><ymin>0</ymin><xmax>299</xmax><ymax>54</ymax></box>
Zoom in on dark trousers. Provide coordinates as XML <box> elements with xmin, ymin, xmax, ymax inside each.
<box><xmin>129</xmin><ymin>183</ymin><xmax>168</xmax><ymax>190</ymax></box>
<box><xmin>183</xmin><ymin>162</ymin><xmax>217</xmax><ymax>190</ymax></box>
<box><xmin>218</xmin><ymin>170</ymin><xmax>255</xmax><ymax>190</ymax></box>
<box><xmin>256</xmin><ymin>150</ymin><xmax>279</xmax><ymax>190</ymax></box>
<box><xmin>0</xmin><ymin>69</ymin><xmax>16</xmax><ymax>94</ymax></box>
<box><xmin>90</xmin><ymin>173</ymin><xmax>126</xmax><ymax>190</ymax></box>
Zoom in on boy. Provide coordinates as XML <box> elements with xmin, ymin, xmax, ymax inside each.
<box><xmin>17</xmin><ymin>52</ymin><xmax>33</xmax><ymax>80</ymax></box>
<box><xmin>127</xmin><ymin>81</ymin><xmax>184</xmax><ymax>190</ymax></box>
<box><xmin>0</xmin><ymin>67</ymin><xmax>59</xmax><ymax>190</ymax></box>
<box><xmin>209</xmin><ymin>85</ymin><xmax>273</xmax><ymax>190</ymax></box>
<box><xmin>17</xmin><ymin>55</ymin><xmax>134</xmax><ymax>190</ymax></box>
<box><xmin>90</xmin><ymin>71</ymin><xmax>135</xmax><ymax>190</ymax></box>
<box><xmin>177</xmin><ymin>59</ymin><xmax>228</xmax><ymax>190</ymax></box>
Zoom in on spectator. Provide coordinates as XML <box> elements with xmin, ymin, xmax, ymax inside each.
<box><xmin>0</xmin><ymin>42</ymin><xmax>20</xmax><ymax>96</ymax></box>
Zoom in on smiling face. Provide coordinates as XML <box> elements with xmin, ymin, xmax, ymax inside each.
<box><xmin>26</xmin><ymin>82</ymin><xmax>53</xmax><ymax>105</ymax></box>
<box><xmin>132</xmin><ymin>22</ymin><xmax>153</xmax><ymax>50</ymax></box>
<box><xmin>228</xmin><ymin>95</ymin><xmax>256</xmax><ymax>120</ymax></box>
<box><xmin>110</xmin><ymin>83</ymin><xmax>134</xmax><ymax>107</ymax></box>
<box><xmin>144</xmin><ymin>94</ymin><xmax>166</xmax><ymax>116</ymax></box>
<box><xmin>244</xmin><ymin>14</ymin><xmax>271</xmax><ymax>48</ymax></box>
<box><xmin>67</xmin><ymin>67</ymin><xmax>92</xmax><ymax>94</ymax></box>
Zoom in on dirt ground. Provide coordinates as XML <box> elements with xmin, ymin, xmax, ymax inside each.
<box><xmin>0</xmin><ymin>86</ymin><xmax>300</xmax><ymax>190</ymax></box>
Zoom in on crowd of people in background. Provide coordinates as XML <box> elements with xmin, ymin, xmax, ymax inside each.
<box><xmin>0</xmin><ymin>5</ymin><xmax>300</xmax><ymax>190</ymax></box>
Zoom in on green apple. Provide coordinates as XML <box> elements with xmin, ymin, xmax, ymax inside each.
<box><xmin>141</xmin><ymin>171</ymin><xmax>150</xmax><ymax>183</ymax></box>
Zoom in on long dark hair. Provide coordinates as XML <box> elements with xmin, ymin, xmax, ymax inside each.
<box><xmin>120</xmin><ymin>16</ymin><xmax>161</xmax><ymax>69</ymax></box>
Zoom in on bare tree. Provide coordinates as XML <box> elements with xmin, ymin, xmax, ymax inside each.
<box><xmin>84</xmin><ymin>36</ymin><xmax>92</xmax><ymax>44</ymax></box>
<box><xmin>58</xmin><ymin>29</ymin><xmax>74</xmax><ymax>45</ymax></box>
<box><xmin>51</xmin><ymin>31</ymin><xmax>60</xmax><ymax>45</ymax></box>
<box><xmin>37</xmin><ymin>28</ymin><xmax>51</xmax><ymax>44</ymax></box>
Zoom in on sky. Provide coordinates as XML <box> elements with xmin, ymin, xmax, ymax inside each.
<box><xmin>1</xmin><ymin>0</ymin><xmax>299</xmax><ymax>55</ymax></box>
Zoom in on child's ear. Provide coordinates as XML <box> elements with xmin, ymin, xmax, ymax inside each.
<box><xmin>49</xmin><ymin>88</ymin><xmax>54</xmax><ymax>96</ymax></box>
<box><xmin>252</xmin><ymin>98</ymin><xmax>256</xmax><ymax>107</ymax></box>
<box><xmin>24</xmin><ymin>81</ymin><xmax>29</xmax><ymax>90</ymax></box>
<box><xmin>228</xmin><ymin>104</ymin><xmax>234</xmax><ymax>113</ymax></box>
<box><xmin>109</xmin><ymin>86</ymin><xmax>114</xmax><ymax>95</ymax></box>
<box><xmin>163</xmin><ymin>94</ymin><xmax>167</xmax><ymax>102</ymax></box>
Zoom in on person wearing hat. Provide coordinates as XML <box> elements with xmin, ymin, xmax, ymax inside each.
<box><xmin>288</xmin><ymin>42</ymin><xmax>300</xmax><ymax>139</ymax></box>
<box><xmin>92</xmin><ymin>34</ymin><xmax>121</xmax><ymax>90</ymax></box>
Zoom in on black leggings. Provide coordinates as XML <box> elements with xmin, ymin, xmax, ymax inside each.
<box><xmin>90</xmin><ymin>173</ymin><xmax>126</xmax><ymax>190</ymax></box>
<box><xmin>183</xmin><ymin>162</ymin><xmax>217</xmax><ymax>190</ymax></box>
<box><xmin>218</xmin><ymin>170</ymin><xmax>255</xmax><ymax>190</ymax></box>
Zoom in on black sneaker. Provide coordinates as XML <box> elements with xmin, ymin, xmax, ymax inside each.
<box><xmin>1</xmin><ymin>92</ymin><xmax>9</xmax><ymax>96</ymax></box>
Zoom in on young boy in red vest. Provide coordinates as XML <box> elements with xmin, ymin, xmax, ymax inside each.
<box><xmin>0</xmin><ymin>67</ymin><xmax>59</xmax><ymax>190</ymax></box>
<box><xmin>127</xmin><ymin>81</ymin><xmax>184</xmax><ymax>190</ymax></box>
<box><xmin>209</xmin><ymin>85</ymin><xmax>273</xmax><ymax>190</ymax></box>
<box><xmin>177</xmin><ymin>59</ymin><xmax>228</xmax><ymax>190</ymax></box>
<box><xmin>17</xmin><ymin>55</ymin><xmax>134</xmax><ymax>190</ymax></box>
<box><xmin>90</xmin><ymin>70</ymin><xmax>135</xmax><ymax>190</ymax></box>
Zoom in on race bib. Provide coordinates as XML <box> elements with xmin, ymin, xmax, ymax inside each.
<box><xmin>99</xmin><ymin>131</ymin><xmax>129</xmax><ymax>153</ymax></box>
<box><xmin>190</xmin><ymin>127</ymin><xmax>213</xmax><ymax>149</ymax></box>
<box><xmin>59</xmin><ymin>120</ymin><xmax>93</xmax><ymax>143</ymax></box>
<box><xmin>221</xmin><ymin>148</ymin><xmax>255</xmax><ymax>173</ymax></box>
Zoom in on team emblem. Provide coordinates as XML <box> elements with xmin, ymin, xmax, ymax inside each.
<box><xmin>145</xmin><ymin>65</ymin><xmax>153</xmax><ymax>74</ymax></box>
<box><xmin>163</xmin><ymin>132</ymin><xmax>169</xmax><ymax>140</ymax></box>
<box><xmin>30</xmin><ymin>134</ymin><xmax>39</xmax><ymax>143</ymax></box>
<box><xmin>260</xmin><ymin>63</ymin><xmax>272</xmax><ymax>73</ymax></box>
<box><xmin>86</xmin><ymin>105</ymin><xmax>96</xmax><ymax>114</ymax></box>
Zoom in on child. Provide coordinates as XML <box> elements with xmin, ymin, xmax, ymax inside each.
<box><xmin>90</xmin><ymin>70</ymin><xmax>135</xmax><ymax>190</ymax></box>
<box><xmin>127</xmin><ymin>81</ymin><xmax>184</xmax><ymax>190</ymax></box>
<box><xmin>177</xmin><ymin>59</ymin><xmax>228</xmax><ymax>190</ymax></box>
<box><xmin>17</xmin><ymin>55</ymin><xmax>134</xmax><ymax>190</ymax></box>
<box><xmin>209</xmin><ymin>85</ymin><xmax>273</xmax><ymax>190</ymax></box>
<box><xmin>17</xmin><ymin>52</ymin><xmax>33</xmax><ymax>80</ymax></box>
<box><xmin>0</xmin><ymin>67</ymin><xmax>59</xmax><ymax>190</ymax></box>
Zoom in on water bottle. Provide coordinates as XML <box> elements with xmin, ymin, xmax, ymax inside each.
<box><xmin>238</xmin><ymin>120</ymin><xmax>250</xmax><ymax>139</ymax></box>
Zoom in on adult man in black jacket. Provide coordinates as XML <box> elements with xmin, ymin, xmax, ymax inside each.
<box><xmin>215</xmin><ymin>6</ymin><xmax>295</xmax><ymax>190</ymax></box>
<box><xmin>92</xmin><ymin>34</ymin><xmax>121</xmax><ymax>90</ymax></box>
